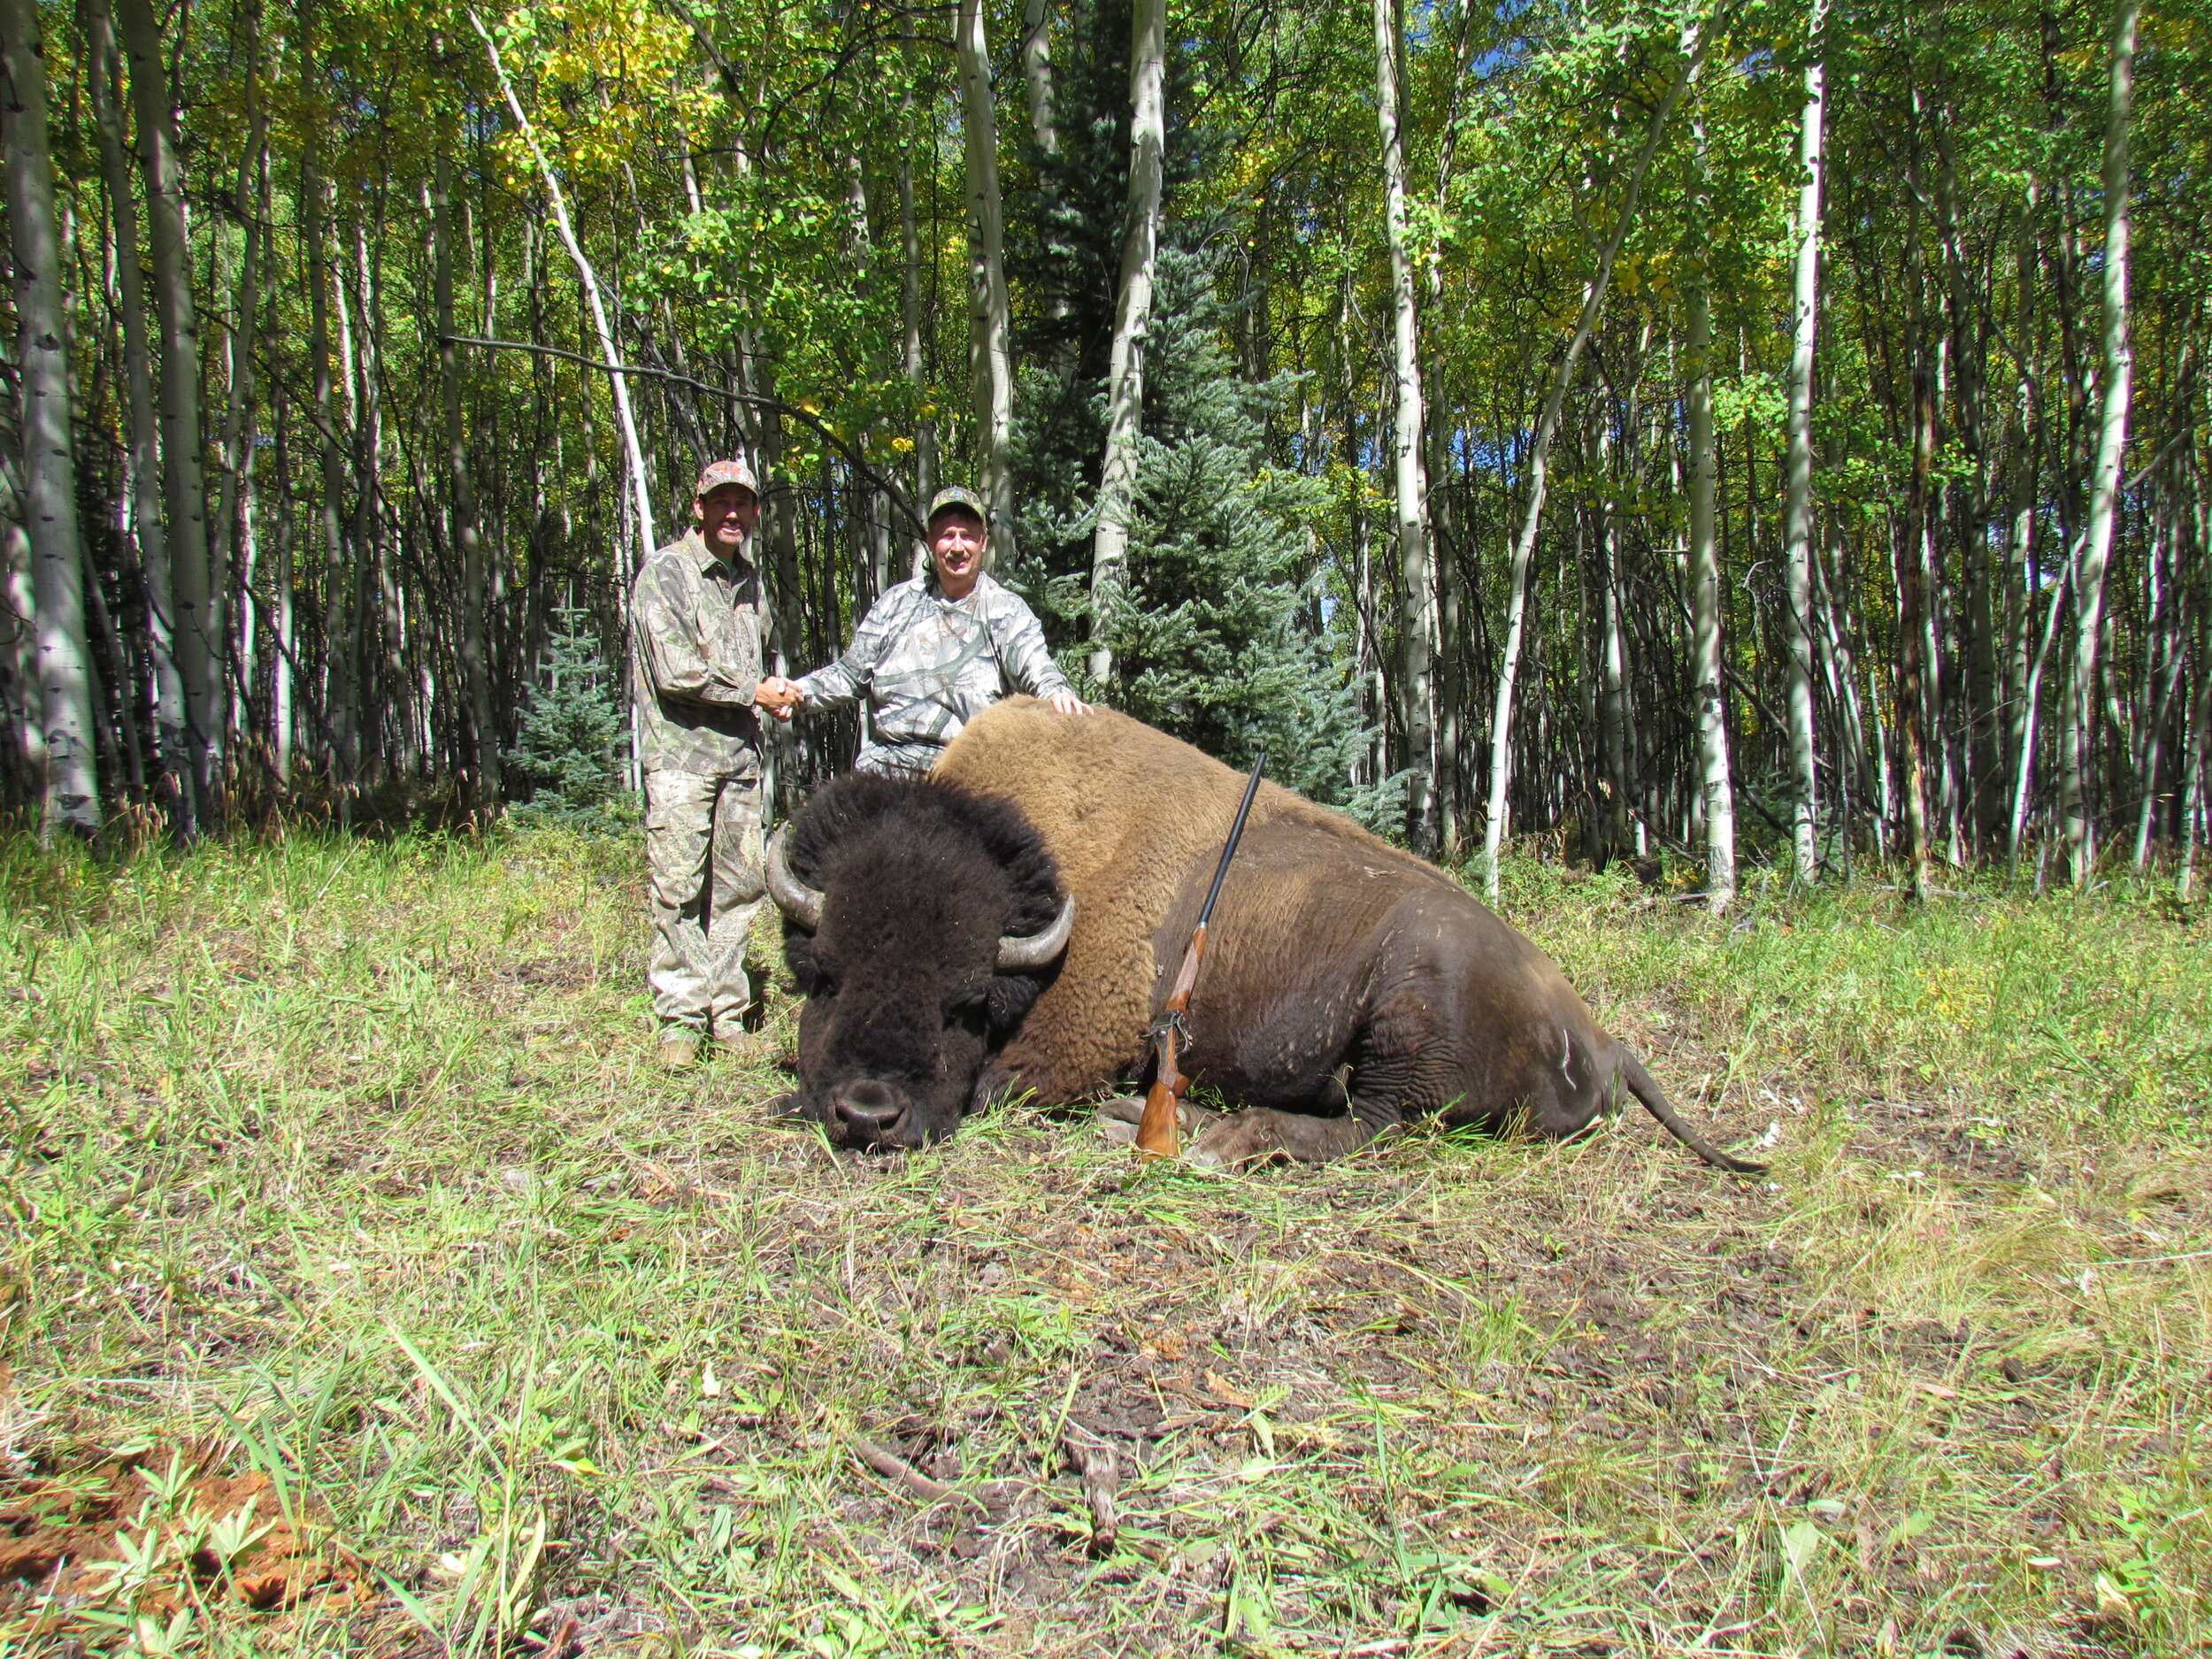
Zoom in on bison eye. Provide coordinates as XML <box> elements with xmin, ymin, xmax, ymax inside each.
<box><xmin>944</xmin><ymin>995</ymin><xmax>987</xmax><ymax>1030</ymax></box>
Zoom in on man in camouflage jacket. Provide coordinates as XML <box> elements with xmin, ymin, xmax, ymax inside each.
<box><xmin>633</xmin><ymin>459</ymin><xmax>787</xmax><ymax>1071</ymax></box>
<box><xmin>759</xmin><ymin>485</ymin><xmax>1086</xmax><ymax>773</ymax></box>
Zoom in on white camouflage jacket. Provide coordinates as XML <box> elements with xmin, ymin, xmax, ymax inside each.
<box><xmin>795</xmin><ymin>572</ymin><xmax>1071</xmax><ymax>773</ymax></box>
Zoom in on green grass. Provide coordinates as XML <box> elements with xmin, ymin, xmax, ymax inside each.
<box><xmin>3</xmin><ymin>831</ymin><xmax>2208</xmax><ymax>1656</ymax></box>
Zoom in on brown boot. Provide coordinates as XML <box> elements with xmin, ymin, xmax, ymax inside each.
<box><xmin>708</xmin><ymin>1025</ymin><xmax>766</xmax><ymax>1064</ymax></box>
<box><xmin>656</xmin><ymin>1028</ymin><xmax>703</xmax><ymax>1071</ymax></box>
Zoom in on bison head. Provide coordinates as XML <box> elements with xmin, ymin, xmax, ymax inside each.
<box><xmin>764</xmin><ymin>772</ymin><xmax>1072</xmax><ymax>1150</ymax></box>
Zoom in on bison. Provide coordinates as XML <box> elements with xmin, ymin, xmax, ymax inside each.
<box><xmin>764</xmin><ymin>698</ymin><xmax>1759</xmax><ymax>1173</ymax></box>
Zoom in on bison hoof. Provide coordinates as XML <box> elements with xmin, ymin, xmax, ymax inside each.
<box><xmin>1187</xmin><ymin>1111</ymin><xmax>1288</xmax><ymax>1170</ymax></box>
<box><xmin>1187</xmin><ymin>1109</ymin><xmax>1372</xmax><ymax>1167</ymax></box>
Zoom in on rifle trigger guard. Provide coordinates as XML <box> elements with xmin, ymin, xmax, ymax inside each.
<box><xmin>1147</xmin><ymin>1009</ymin><xmax>1190</xmax><ymax>1049</ymax></box>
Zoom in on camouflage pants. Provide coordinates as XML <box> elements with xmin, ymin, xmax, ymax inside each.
<box><xmin>643</xmin><ymin>768</ymin><xmax>765</xmax><ymax>1033</ymax></box>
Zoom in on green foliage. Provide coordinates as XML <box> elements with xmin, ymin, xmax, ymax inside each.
<box><xmin>502</xmin><ymin>611</ymin><xmax>635</xmax><ymax>832</ymax></box>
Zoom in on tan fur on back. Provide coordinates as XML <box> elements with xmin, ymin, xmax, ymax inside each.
<box><xmin>934</xmin><ymin>697</ymin><xmax>1440</xmax><ymax>1102</ymax></box>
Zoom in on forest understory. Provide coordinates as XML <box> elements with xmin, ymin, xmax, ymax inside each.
<box><xmin>6</xmin><ymin>0</ymin><xmax>2209</xmax><ymax>913</ymax></box>
<box><xmin>2</xmin><ymin>827</ymin><xmax>2207</xmax><ymax>1657</ymax></box>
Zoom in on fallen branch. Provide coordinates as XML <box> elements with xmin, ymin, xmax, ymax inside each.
<box><xmin>850</xmin><ymin>1435</ymin><xmax>982</xmax><ymax>1509</ymax></box>
<box><xmin>439</xmin><ymin>333</ymin><xmax>930</xmax><ymax>541</ymax></box>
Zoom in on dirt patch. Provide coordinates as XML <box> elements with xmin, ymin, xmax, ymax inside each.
<box><xmin>0</xmin><ymin>1446</ymin><xmax>365</xmax><ymax>1616</ymax></box>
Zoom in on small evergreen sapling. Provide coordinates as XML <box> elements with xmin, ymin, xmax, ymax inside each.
<box><xmin>503</xmin><ymin>610</ymin><xmax>635</xmax><ymax>831</ymax></box>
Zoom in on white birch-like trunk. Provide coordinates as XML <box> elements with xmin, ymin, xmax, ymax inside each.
<box><xmin>1022</xmin><ymin>0</ymin><xmax>1058</xmax><ymax>158</ymax></box>
<box><xmin>2</xmin><ymin>0</ymin><xmax>101</xmax><ymax>836</ymax></box>
<box><xmin>1479</xmin><ymin>20</ymin><xmax>1704</xmax><ymax>896</ymax></box>
<box><xmin>1781</xmin><ymin>0</ymin><xmax>1827</xmax><ymax>883</ymax></box>
<box><xmin>1599</xmin><ymin>467</ymin><xmax>1632</xmax><ymax>859</ymax></box>
<box><xmin>899</xmin><ymin>90</ymin><xmax>933</xmax><ymax>581</ymax></box>
<box><xmin>1375</xmin><ymin>0</ymin><xmax>1438</xmax><ymax>852</ymax></box>
<box><xmin>272</xmin><ymin>437</ymin><xmax>293</xmax><ymax>779</ymax></box>
<box><xmin>1686</xmin><ymin>128</ymin><xmax>1735</xmax><ymax>910</ymax></box>
<box><xmin>303</xmin><ymin>163</ymin><xmax>355</xmax><ymax>786</ymax></box>
<box><xmin>212</xmin><ymin>6</ymin><xmax>265</xmax><ymax>746</ymax></box>
<box><xmin>2001</xmin><ymin>187</ymin><xmax>2041</xmax><ymax>872</ymax></box>
<box><xmin>955</xmin><ymin>0</ymin><xmax>1018</xmax><ymax>568</ymax></box>
<box><xmin>2059</xmin><ymin>0</ymin><xmax>2138</xmax><ymax>887</ymax></box>
<box><xmin>85</xmin><ymin>0</ymin><xmax>188</xmax><ymax>808</ymax></box>
<box><xmin>1087</xmin><ymin>0</ymin><xmax>1165</xmax><ymax>685</ymax></box>
<box><xmin>119</xmin><ymin>0</ymin><xmax>220</xmax><ymax>823</ymax></box>
<box><xmin>473</xmin><ymin>10</ymin><xmax>654</xmax><ymax>569</ymax></box>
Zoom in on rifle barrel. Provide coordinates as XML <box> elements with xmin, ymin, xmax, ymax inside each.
<box><xmin>1196</xmin><ymin>754</ymin><xmax>1266</xmax><ymax>933</ymax></box>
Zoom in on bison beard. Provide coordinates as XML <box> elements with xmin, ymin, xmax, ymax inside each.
<box><xmin>772</xmin><ymin>701</ymin><xmax>1760</xmax><ymax>1173</ymax></box>
<box><xmin>770</xmin><ymin>772</ymin><xmax>1070</xmax><ymax>1148</ymax></box>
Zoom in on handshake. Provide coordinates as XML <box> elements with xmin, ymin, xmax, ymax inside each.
<box><xmin>753</xmin><ymin>675</ymin><xmax>804</xmax><ymax>721</ymax></box>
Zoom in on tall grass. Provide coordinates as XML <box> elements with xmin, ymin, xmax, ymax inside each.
<box><xmin>4</xmin><ymin>831</ymin><xmax>2208</xmax><ymax>1655</ymax></box>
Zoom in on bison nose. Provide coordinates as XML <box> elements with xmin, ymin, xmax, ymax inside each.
<box><xmin>831</xmin><ymin>1079</ymin><xmax>908</xmax><ymax>1140</ymax></box>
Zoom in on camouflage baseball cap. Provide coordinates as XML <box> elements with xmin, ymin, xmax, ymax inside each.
<box><xmin>926</xmin><ymin>484</ymin><xmax>988</xmax><ymax>527</ymax></box>
<box><xmin>694</xmin><ymin>458</ymin><xmax>760</xmax><ymax>499</ymax></box>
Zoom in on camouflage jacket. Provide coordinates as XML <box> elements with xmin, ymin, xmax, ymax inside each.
<box><xmin>795</xmin><ymin>572</ymin><xmax>1071</xmax><ymax>769</ymax></box>
<box><xmin>631</xmin><ymin>529</ymin><xmax>764</xmax><ymax>775</ymax></box>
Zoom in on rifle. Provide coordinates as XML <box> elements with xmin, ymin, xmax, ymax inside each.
<box><xmin>1134</xmin><ymin>755</ymin><xmax>1267</xmax><ymax>1157</ymax></box>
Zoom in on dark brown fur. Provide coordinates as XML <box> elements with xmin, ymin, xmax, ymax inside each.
<box><xmin>775</xmin><ymin>771</ymin><xmax>1064</xmax><ymax>1148</ymax></box>
<box><xmin>937</xmin><ymin>699</ymin><xmax>1758</xmax><ymax>1171</ymax></box>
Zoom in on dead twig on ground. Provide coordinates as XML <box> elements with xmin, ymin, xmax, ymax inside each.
<box><xmin>851</xmin><ymin>1435</ymin><xmax>985</xmax><ymax>1509</ymax></box>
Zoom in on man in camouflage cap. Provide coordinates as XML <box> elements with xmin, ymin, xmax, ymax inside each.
<box><xmin>757</xmin><ymin>484</ymin><xmax>1087</xmax><ymax>773</ymax></box>
<box><xmin>633</xmin><ymin>459</ymin><xmax>789</xmax><ymax>1071</ymax></box>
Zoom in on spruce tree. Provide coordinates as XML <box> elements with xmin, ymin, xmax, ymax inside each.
<box><xmin>1004</xmin><ymin>3</ymin><xmax>1387</xmax><ymax>826</ymax></box>
<box><xmin>503</xmin><ymin>610</ymin><xmax>634</xmax><ymax>831</ymax></box>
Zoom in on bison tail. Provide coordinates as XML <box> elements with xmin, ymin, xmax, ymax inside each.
<box><xmin>1617</xmin><ymin>1051</ymin><xmax>1766</xmax><ymax>1175</ymax></box>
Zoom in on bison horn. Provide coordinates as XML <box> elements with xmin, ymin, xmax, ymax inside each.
<box><xmin>763</xmin><ymin>827</ymin><xmax>823</xmax><ymax>930</ymax></box>
<box><xmin>996</xmin><ymin>891</ymin><xmax>1075</xmax><ymax>972</ymax></box>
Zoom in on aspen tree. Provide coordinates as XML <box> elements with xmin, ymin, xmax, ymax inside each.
<box><xmin>2059</xmin><ymin>0</ymin><xmax>2138</xmax><ymax>886</ymax></box>
<box><xmin>1374</xmin><ymin>0</ymin><xmax>1438</xmax><ymax>852</ymax></box>
<box><xmin>1686</xmin><ymin>113</ymin><xmax>1735</xmax><ymax>912</ymax></box>
<box><xmin>118</xmin><ymin>0</ymin><xmax>219</xmax><ymax>826</ymax></box>
<box><xmin>472</xmin><ymin>10</ymin><xmax>654</xmax><ymax>565</ymax></box>
<box><xmin>1021</xmin><ymin>0</ymin><xmax>1058</xmax><ymax>160</ymax></box>
<box><xmin>435</xmin><ymin>136</ymin><xmax>495</xmax><ymax>810</ymax></box>
<box><xmin>1</xmin><ymin>0</ymin><xmax>100</xmax><ymax>836</ymax></box>
<box><xmin>1781</xmin><ymin>0</ymin><xmax>1828</xmax><ymax>883</ymax></box>
<box><xmin>955</xmin><ymin>0</ymin><xmax>1018</xmax><ymax>567</ymax></box>
<box><xmin>83</xmin><ymin>0</ymin><xmax>186</xmax><ymax>810</ymax></box>
<box><xmin>211</xmin><ymin>0</ymin><xmax>266</xmax><ymax>744</ymax></box>
<box><xmin>1087</xmin><ymin>0</ymin><xmax>1165</xmax><ymax>686</ymax></box>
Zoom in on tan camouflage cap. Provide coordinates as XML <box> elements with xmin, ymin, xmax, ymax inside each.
<box><xmin>926</xmin><ymin>484</ymin><xmax>988</xmax><ymax>528</ymax></box>
<box><xmin>694</xmin><ymin>458</ymin><xmax>760</xmax><ymax>499</ymax></box>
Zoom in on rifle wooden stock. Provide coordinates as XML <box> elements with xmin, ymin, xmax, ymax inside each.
<box><xmin>1133</xmin><ymin>926</ymin><xmax>1205</xmax><ymax>1156</ymax></box>
<box><xmin>1132</xmin><ymin>752</ymin><xmax>1264</xmax><ymax>1162</ymax></box>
